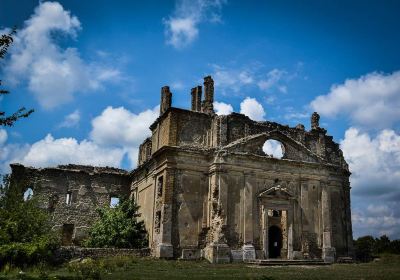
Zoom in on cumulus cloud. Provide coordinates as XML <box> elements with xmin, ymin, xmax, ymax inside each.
<box><xmin>58</xmin><ymin>110</ymin><xmax>80</xmax><ymax>128</ymax></box>
<box><xmin>90</xmin><ymin>106</ymin><xmax>159</xmax><ymax>147</ymax></box>
<box><xmin>310</xmin><ymin>71</ymin><xmax>400</xmax><ymax>129</ymax></box>
<box><xmin>0</xmin><ymin>105</ymin><xmax>159</xmax><ymax>173</ymax></box>
<box><xmin>240</xmin><ymin>97</ymin><xmax>266</xmax><ymax>121</ymax></box>
<box><xmin>341</xmin><ymin>127</ymin><xmax>400</xmax><ymax>238</ymax></box>
<box><xmin>341</xmin><ymin>128</ymin><xmax>400</xmax><ymax>197</ymax></box>
<box><xmin>3</xmin><ymin>1</ymin><xmax>120</xmax><ymax>109</ymax></box>
<box><xmin>164</xmin><ymin>0</ymin><xmax>226</xmax><ymax>49</ymax></box>
<box><xmin>90</xmin><ymin>106</ymin><xmax>159</xmax><ymax>167</ymax></box>
<box><xmin>19</xmin><ymin>134</ymin><xmax>125</xmax><ymax>168</ymax></box>
<box><xmin>213</xmin><ymin>101</ymin><xmax>233</xmax><ymax>115</ymax></box>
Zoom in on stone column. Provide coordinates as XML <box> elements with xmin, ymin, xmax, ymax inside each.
<box><xmin>204</xmin><ymin>166</ymin><xmax>231</xmax><ymax>263</ymax></box>
<box><xmin>155</xmin><ymin>169</ymin><xmax>174</xmax><ymax>258</ymax></box>
<box><xmin>321</xmin><ymin>183</ymin><xmax>335</xmax><ymax>262</ymax></box>
<box><xmin>242</xmin><ymin>172</ymin><xmax>256</xmax><ymax>261</ymax></box>
<box><xmin>262</xmin><ymin>205</ymin><xmax>268</xmax><ymax>259</ymax></box>
<box><xmin>344</xmin><ymin>182</ymin><xmax>355</xmax><ymax>257</ymax></box>
<box><xmin>287</xmin><ymin>205</ymin><xmax>294</xmax><ymax>259</ymax></box>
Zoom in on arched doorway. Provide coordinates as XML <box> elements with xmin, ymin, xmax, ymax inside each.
<box><xmin>268</xmin><ymin>225</ymin><xmax>283</xmax><ymax>258</ymax></box>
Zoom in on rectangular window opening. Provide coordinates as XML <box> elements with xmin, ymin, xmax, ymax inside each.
<box><xmin>110</xmin><ymin>196</ymin><xmax>120</xmax><ymax>208</ymax></box>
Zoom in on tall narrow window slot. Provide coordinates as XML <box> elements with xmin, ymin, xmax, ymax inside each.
<box><xmin>157</xmin><ymin>176</ymin><xmax>164</xmax><ymax>197</ymax></box>
<box><xmin>66</xmin><ymin>192</ymin><xmax>72</xmax><ymax>205</ymax></box>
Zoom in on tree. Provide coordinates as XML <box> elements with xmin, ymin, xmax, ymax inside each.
<box><xmin>84</xmin><ymin>197</ymin><xmax>148</xmax><ymax>249</ymax></box>
<box><xmin>354</xmin><ymin>235</ymin><xmax>375</xmax><ymax>262</ymax></box>
<box><xmin>373</xmin><ymin>235</ymin><xmax>391</xmax><ymax>254</ymax></box>
<box><xmin>0</xmin><ymin>28</ymin><xmax>34</xmax><ymax>127</ymax></box>
<box><xmin>0</xmin><ymin>175</ymin><xmax>59</xmax><ymax>267</ymax></box>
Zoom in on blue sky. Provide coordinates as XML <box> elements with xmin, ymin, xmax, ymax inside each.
<box><xmin>1</xmin><ymin>0</ymin><xmax>400</xmax><ymax>239</ymax></box>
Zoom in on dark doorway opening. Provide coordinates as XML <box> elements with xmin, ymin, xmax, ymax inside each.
<box><xmin>268</xmin><ymin>225</ymin><xmax>282</xmax><ymax>258</ymax></box>
<box><xmin>62</xmin><ymin>224</ymin><xmax>74</xmax><ymax>245</ymax></box>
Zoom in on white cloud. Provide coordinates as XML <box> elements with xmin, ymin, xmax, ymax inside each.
<box><xmin>90</xmin><ymin>106</ymin><xmax>159</xmax><ymax>148</ymax></box>
<box><xmin>341</xmin><ymin>128</ymin><xmax>400</xmax><ymax>195</ymax></box>
<box><xmin>19</xmin><ymin>134</ymin><xmax>124</xmax><ymax>168</ymax></box>
<box><xmin>240</xmin><ymin>97</ymin><xmax>266</xmax><ymax>121</ymax></box>
<box><xmin>263</xmin><ymin>139</ymin><xmax>284</xmax><ymax>158</ymax></box>
<box><xmin>164</xmin><ymin>0</ymin><xmax>226</xmax><ymax>49</ymax></box>
<box><xmin>310</xmin><ymin>71</ymin><xmax>400</xmax><ymax>129</ymax></box>
<box><xmin>257</xmin><ymin>69</ymin><xmax>287</xmax><ymax>92</ymax></box>
<box><xmin>58</xmin><ymin>110</ymin><xmax>80</xmax><ymax>128</ymax></box>
<box><xmin>90</xmin><ymin>105</ymin><xmax>159</xmax><ymax>168</ymax></box>
<box><xmin>4</xmin><ymin>1</ymin><xmax>120</xmax><ymax>109</ymax></box>
<box><xmin>213</xmin><ymin>101</ymin><xmax>233</xmax><ymax>115</ymax></box>
<box><xmin>341</xmin><ymin>127</ymin><xmax>400</xmax><ymax>238</ymax></box>
<box><xmin>0</xmin><ymin>106</ymin><xmax>159</xmax><ymax>173</ymax></box>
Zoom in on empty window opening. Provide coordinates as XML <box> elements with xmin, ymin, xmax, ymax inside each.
<box><xmin>66</xmin><ymin>192</ymin><xmax>72</xmax><ymax>205</ymax></box>
<box><xmin>263</xmin><ymin>139</ymin><xmax>284</xmax><ymax>159</ymax></box>
<box><xmin>110</xmin><ymin>196</ymin><xmax>120</xmax><ymax>208</ymax></box>
<box><xmin>48</xmin><ymin>194</ymin><xmax>59</xmax><ymax>211</ymax></box>
<box><xmin>155</xmin><ymin>210</ymin><xmax>161</xmax><ymax>233</ymax></box>
<box><xmin>23</xmin><ymin>188</ymin><xmax>33</xmax><ymax>201</ymax></box>
<box><xmin>62</xmin><ymin>224</ymin><xmax>74</xmax><ymax>246</ymax></box>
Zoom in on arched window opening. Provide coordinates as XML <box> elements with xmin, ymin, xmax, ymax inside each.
<box><xmin>263</xmin><ymin>139</ymin><xmax>284</xmax><ymax>159</ymax></box>
<box><xmin>110</xmin><ymin>196</ymin><xmax>120</xmax><ymax>208</ymax></box>
<box><xmin>23</xmin><ymin>188</ymin><xmax>33</xmax><ymax>201</ymax></box>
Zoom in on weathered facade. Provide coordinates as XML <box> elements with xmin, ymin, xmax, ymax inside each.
<box><xmin>10</xmin><ymin>75</ymin><xmax>354</xmax><ymax>263</ymax></box>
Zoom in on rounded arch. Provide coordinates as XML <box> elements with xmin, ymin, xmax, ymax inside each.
<box><xmin>263</xmin><ymin>139</ymin><xmax>285</xmax><ymax>159</ymax></box>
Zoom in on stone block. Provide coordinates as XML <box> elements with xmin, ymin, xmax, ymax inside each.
<box><xmin>242</xmin><ymin>244</ymin><xmax>256</xmax><ymax>261</ymax></box>
<box><xmin>204</xmin><ymin>243</ymin><xmax>231</xmax><ymax>264</ymax></box>
<box><xmin>231</xmin><ymin>250</ymin><xmax>243</xmax><ymax>262</ymax></box>
<box><xmin>181</xmin><ymin>249</ymin><xmax>201</xmax><ymax>260</ymax></box>
<box><xmin>322</xmin><ymin>247</ymin><xmax>336</xmax><ymax>263</ymax></box>
<box><xmin>292</xmin><ymin>251</ymin><xmax>303</xmax><ymax>260</ymax></box>
<box><xmin>156</xmin><ymin>243</ymin><xmax>173</xmax><ymax>259</ymax></box>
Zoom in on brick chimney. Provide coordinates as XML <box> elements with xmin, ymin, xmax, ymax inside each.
<box><xmin>202</xmin><ymin>76</ymin><xmax>214</xmax><ymax>114</ymax></box>
<box><xmin>160</xmin><ymin>86</ymin><xmax>172</xmax><ymax>115</ymax></box>
<box><xmin>191</xmin><ymin>86</ymin><xmax>202</xmax><ymax>112</ymax></box>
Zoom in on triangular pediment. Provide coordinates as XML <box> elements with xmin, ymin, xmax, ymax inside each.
<box><xmin>258</xmin><ymin>186</ymin><xmax>293</xmax><ymax>200</ymax></box>
<box><xmin>218</xmin><ymin>130</ymin><xmax>325</xmax><ymax>164</ymax></box>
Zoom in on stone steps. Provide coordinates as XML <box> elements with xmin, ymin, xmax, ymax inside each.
<box><xmin>245</xmin><ymin>259</ymin><xmax>330</xmax><ymax>266</ymax></box>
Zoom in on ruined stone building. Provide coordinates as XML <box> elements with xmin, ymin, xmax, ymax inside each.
<box><xmin>10</xmin><ymin>75</ymin><xmax>354</xmax><ymax>263</ymax></box>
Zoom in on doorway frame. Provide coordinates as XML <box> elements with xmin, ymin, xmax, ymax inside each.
<box><xmin>259</xmin><ymin>186</ymin><xmax>294</xmax><ymax>259</ymax></box>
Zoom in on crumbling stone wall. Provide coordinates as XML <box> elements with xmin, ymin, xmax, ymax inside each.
<box><xmin>10</xmin><ymin>164</ymin><xmax>131</xmax><ymax>245</ymax></box>
<box><xmin>134</xmin><ymin>75</ymin><xmax>353</xmax><ymax>263</ymax></box>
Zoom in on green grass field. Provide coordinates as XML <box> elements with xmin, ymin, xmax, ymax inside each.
<box><xmin>1</xmin><ymin>254</ymin><xmax>399</xmax><ymax>280</ymax></box>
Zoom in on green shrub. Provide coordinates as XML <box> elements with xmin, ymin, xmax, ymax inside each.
<box><xmin>0</xmin><ymin>234</ymin><xmax>59</xmax><ymax>268</ymax></box>
<box><xmin>84</xmin><ymin>197</ymin><xmax>148</xmax><ymax>249</ymax></box>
